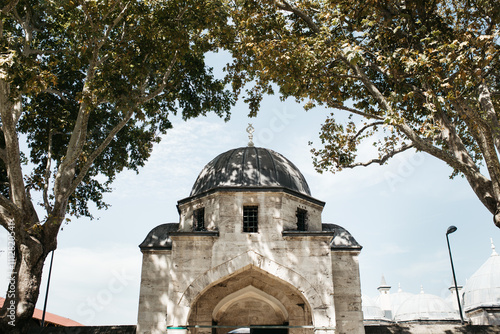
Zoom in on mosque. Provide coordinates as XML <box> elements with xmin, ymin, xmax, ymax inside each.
<box><xmin>362</xmin><ymin>241</ymin><xmax>500</xmax><ymax>327</ymax></box>
<box><xmin>136</xmin><ymin>130</ymin><xmax>500</xmax><ymax>334</ymax></box>
<box><xmin>136</xmin><ymin>134</ymin><xmax>365</xmax><ymax>334</ymax></box>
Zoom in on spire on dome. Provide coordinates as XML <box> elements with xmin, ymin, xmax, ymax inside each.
<box><xmin>420</xmin><ymin>285</ymin><xmax>424</xmax><ymax>294</ymax></box>
<box><xmin>246</xmin><ymin>123</ymin><xmax>255</xmax><ymax>147</ymax></box>
<box><xmin>491</xmin><ymin>238</ymin><xmax>498</xmax><ymax>256</ymax></box>
<box><xmin>398</xmin><ymin>283</ymin><xmax>402</xmax><ymax>293</ymax></box>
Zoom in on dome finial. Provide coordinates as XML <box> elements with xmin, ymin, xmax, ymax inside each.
<box><xmin>491</xmin><ymin>238</ymin><xmax>498</xmax><ymax>256</ymax></box>
<box><xmin>246</xmin><ymin>123</ymin><xmax>255</xmax><ymax>147</ymax></box>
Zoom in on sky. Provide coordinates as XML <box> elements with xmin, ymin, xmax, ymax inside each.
<box><xmin>1</xmin><ymin>57</ymin><xmax>499</xmax><ymax>326</ymax></box>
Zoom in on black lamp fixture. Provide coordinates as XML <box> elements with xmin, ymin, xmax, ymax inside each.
<box><xmin>446</xmin><ymin>225</ymin><xmax>464</xmax><ymax>324</ymax></box>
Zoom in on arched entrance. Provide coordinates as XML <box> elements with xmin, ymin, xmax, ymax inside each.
<box><xmin>187</xmin><ymin>266</ymin><xmax>313</xmax><ymax>334</ymax></box>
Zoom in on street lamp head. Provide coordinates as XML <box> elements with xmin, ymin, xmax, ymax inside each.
<box><xmin>447</xmin><ymin>225</ymin><xmax>458</xmax><ymax>235</ymax></box>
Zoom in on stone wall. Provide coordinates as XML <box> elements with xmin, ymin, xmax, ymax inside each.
<box><xmin>331</xmin><ymin>250</ymin><xmax>364</xmax><ymax>334</ymax></box>
<box><xmin>137</xmin><ymin>251</ymin><xmax>171</xmax><ymax>334</ymax></box>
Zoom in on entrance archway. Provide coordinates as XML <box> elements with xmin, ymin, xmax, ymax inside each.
<box><xmin>187</xmin><ymin>266</ymin><xmax>313</xmax><ymax>334</ymax></box>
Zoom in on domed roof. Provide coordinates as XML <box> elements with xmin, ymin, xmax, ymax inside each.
<box><xmin>190</xmin><ymin>147</ymin><xmax>311</xmax><ymax>197</ymax></box>
<box><xmin>139</xmin><ymin>223</ymin><xmax>179</xmax><ymax>250</ymax></box>
<box><xmin>390</xmin><ymin>285</ymin><xmax>415</xmax><ymax>316</ymax></box>
<box><xmin>394</xmin><ymin>288</ymin><xmax>460</xmax><ymax>322</ymax></box>
<box><xmin>463</xmin><ymin>240</ymin><xmax>500</xmax><ymax>312</ymax></box>
<box><xmin>362</xmin><ymin>295</ymin><xmax>388</xmax><ymax>321</ymax></box>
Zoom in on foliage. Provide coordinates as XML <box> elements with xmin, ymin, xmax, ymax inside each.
<box><xmin>224</xmin><ymin>0</ymin><xmax>500</xmax><ymax>226</ymax></box>
<box><xmin>0</xmin><ymin>0</ymin><xmax>233</xmax><ymax>330</ymax></box>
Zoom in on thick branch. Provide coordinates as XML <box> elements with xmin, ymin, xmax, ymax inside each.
<box><xmin>66</xmin><ymin>110</ymin><xmax>134</xmax><ymax>199</ymax></box>
<box><xmin>435</xmin><ymin>108</ymin><xmax>478</xmax><ymax>171</ymax></box>
<box><xmin>0</xmin><ymin>81</ymin><xmax>28</xmax><ymax>212</ymax></box>
<box><xmin>275</xmin><ymin>0</ymin><xmax>321</xmax><ymax>34</ymax></box>
<box><xmin>0</xmin><ymin>193</ymin><xmax>22</xmax><ymax>221</ymax></box>
<box><xmin>478</xmin><ymin>82</ymin><xmax>500</xmax><ymax>150</ymax></box>
<box><xmin>1</xmin><ymin>0</ymin><xmax>20</xmax><ymax>15</ymax></box>
<box><xmin>43</xmin><ymin>128</ymin><xmax>53</xmax><ymax>212</ymax></box>
<box><xmin>47</xmin><ymin>108</ymin><xmax>135</xmax><ymax>238</ymax></box>
<box><xmin>451</xmin><ymin>97</ymin><xmax>500</xmax><ymax>197</ymax></box>
<box><xmin>0</xmin><ymin>210</ymin><xmax>11</xmax><ymax>231</ymax></box>
<box><xmin>0</xmin><ymin>147</ymin><xmax>7</xmax><ymax>163</ymax></box>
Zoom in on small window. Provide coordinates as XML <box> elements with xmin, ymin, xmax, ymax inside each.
<box><xmin>193</xmin><ymin>208</ymin><xmax>205</xmax><ymax>231</ymax></box>
<box><xmin>243</xmin><ymin>206</ymin><xmax>258</xmax><ymax>233</ymax></box>
<box><xmin>296</xmin><ymin>208</ymin><xmax>308</xmax><ymax>231</ymax></box>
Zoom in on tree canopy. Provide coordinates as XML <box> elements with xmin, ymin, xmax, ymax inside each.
<box><xmin>0</xmin><ymin>0</ymin><xmax>232</xmax><ymax>331</ymax></box>
<box><xmin>224</xmin><ymin>0</ymin><xmax>500</xmax><ymax>227</ymax></box>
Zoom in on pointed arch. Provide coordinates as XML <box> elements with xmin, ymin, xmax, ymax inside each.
<box><xmin>212</xmin><ymin>285</ymin><xmax>289</xmax><ymax>322</ymax></box>
<box><xmin>178</xmin><ymin>250</ymin><xmax>331</xmax><ymax>327</ymax></box>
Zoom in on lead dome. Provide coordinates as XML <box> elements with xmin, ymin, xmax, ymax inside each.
<box><xmin>463</xmin><ymin>241</ymin><xmax>500</xmax><ymax>313</ymax></box>
<box><xmin>190</xmin><ymin>146</ymin><xmax>311</xmax><ymax>197</ymax></box>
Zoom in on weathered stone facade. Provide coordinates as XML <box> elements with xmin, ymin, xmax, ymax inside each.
<box><xmin>136</xmin><ymin>147</ymin><xmax>364</xmax><ymax>334</ymax></box>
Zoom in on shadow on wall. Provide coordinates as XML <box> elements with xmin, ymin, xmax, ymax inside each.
<box><xmin>365</xmin><ymin>325</ymin><xmax>412</xmax><ymax>334</ymax></box>
<box><xmin>29</xmin><ymin>325</ymin><xmax>137</xmax><ymax>334</ymax></box>
<box><xmin>26</xmin><ymin>324</ymin><xmax>500</xmax><ymax>334</ymax></box>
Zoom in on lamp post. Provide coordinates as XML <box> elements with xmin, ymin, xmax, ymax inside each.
<box><xmin>446</xmin><ymin>225</ymin><xmax>464</xmax><ymax>324</ymax></box>
<box><xmin>41</xmin><ymin>250</ymin><xmax>55</xmax><ymax>329</ymax></box>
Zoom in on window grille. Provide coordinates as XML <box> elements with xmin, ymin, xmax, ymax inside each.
<box><xmin>193</xmin><ymin>208</ymin><xmax>205</xmax><ymax>231</ymax></box>
<box><xmin>296</xmin><ymin>208</ymin><xmax>308</xmax><ymax>231</ymax></box>
<box><xmin>243</xmin><ymin>206</ymin><xmax>258</xmax><ymax>233</ymax></box>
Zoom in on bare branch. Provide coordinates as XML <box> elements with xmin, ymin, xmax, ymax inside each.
<box><xmin>345</xmin><ymin>144</ymin><xmax>414</xmax><ymax>168</ymax></box>
<box><xmin>80</xmin><ymin>1</ymin><xmax>96</xmax><ymax>33</ymax></box>
<box><xmin>139</xmin><ymin>52</ymin><xmax>178</xmax><ymax>103</ymax></box>
<box><xmin>328</xmin><ymin>102</ymin><xmax>384</xmax><ymax>120</ymax></box>
<box><xmin>98</xmin><ymin>1</ymin><xmax>130</xmax><ymax>50</ymax></box>
<box><xmin>44</xmin><ymin>88</ymin><xmax>68</xmax><ymax>103</ymax></box>
<box><xmin>351</xmin><ymin>121</ymin><xmax>385</xmax><ymax>142</ymax></box>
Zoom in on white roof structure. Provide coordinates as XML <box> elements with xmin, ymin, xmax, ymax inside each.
<box><xmin>389</xmin><ymin>284</ymin><xmax>415</xmax><ymax>317</ymax></box>
<box><xmin>462</xmin><ymin>239</ymin><xmax>500</xmax><ymax>312</ymax></box>
<box><xmin>362</xmin><ymin>295</ymin><xmax>387</xmax><ymax>321</ymax></box>
<box><xmin>393</xmin><ymin>287</ymin><xmax>460</xmax><ymax>322</ymax></box>
<box><xmin>364</xmin><ymin>239</ymin><xmax>500</xmax><ymax>325</ymax></box>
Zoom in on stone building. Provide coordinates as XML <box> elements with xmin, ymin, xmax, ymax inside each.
<box><xmin>136</xmin><ymin>145</ymin><xmax>364</xmax><ymax>334</ymax></box>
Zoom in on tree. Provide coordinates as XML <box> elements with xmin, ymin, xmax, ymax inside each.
<box><xmin>224</xmin><ymin>0</ymin><xmax>500</xmax><ymax>226</ymax></box>
<box><xmin>0</xmin><ymin>0</ymin><xmax>233</xmax><ymax>331</ymax></box>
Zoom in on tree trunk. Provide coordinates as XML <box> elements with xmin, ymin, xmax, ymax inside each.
<box><xmin>0</xmin><ymin>231</ymin><xmax>49</xmax><ymax>333</ymax></box>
